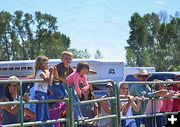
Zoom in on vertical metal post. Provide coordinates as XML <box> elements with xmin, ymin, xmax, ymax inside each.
<box><xmin>66</xmin><ymin>85</ymin><xmax>70</xmax><ymax>127</ymax></box>
<box><xmin>111</xmin><ymin>82</ymin><xmax>119</xmax><ymax>127</ymax></box>
<box><xmin>116</xmin><ymin>83</ymin><xmax>121</xmax><ymax>127</ymax></box>
<box><xmin>69</xmin><ymin>87</ymin><xmax>74</xmax><ymax>127</ymax></box>
<box><xmin>19</xmin><ymin>81</ymin><xmax>24</xmax><ymax>126</ymax></box>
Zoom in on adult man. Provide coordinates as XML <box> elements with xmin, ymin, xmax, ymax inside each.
<box><xmin>129</xmin><ymin>70</ymin><xmax>167</xmax><ymax>127</ymax></box>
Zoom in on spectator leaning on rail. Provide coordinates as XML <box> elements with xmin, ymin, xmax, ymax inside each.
<box><xmin>79</xmin><ymin>84</ymin><xmax>99</xmax><ymax>127</ymax></box>
<box><xmin>172</xmin><ymin>75</ymin><xmax>180</xmax><ymax>112</ymax></box>
<box><xmin>48</xmin><ymin>51</ymin><xmax>74</xmax><ymax>127</ymax></box>
<box><xmin>33</xmin><ymin>56</ymin><xmax>57</xmax><ymax>127</ymax></box>
<box><xmin>98</xmin><ymin>82</ymin><xmax>113</xmax><ymax>127</ymax></box>
<box><xmin>119</xmin><ymin>83</ymin><xmax>141</xmax><ymax>127</ymax></box>
<box><xmin>48</xmin><ymin>51</ymin><xmax>74</xmax><ymax>100</ymax></box>
<box><xmin>129</xmin><ymin>70</ymin><xmax>167</xmax><ymax>126</ymax></box>
<box><xmin>66</xmin><ymin>62</ymin><xmax>90</xmax><ymax>121</ymax></box>
<box><xmin>0</xmin><ymin>76</ymin><xmax>29</xmax><ymax>125</ymax></box>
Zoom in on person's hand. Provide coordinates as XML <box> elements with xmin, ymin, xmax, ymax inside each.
<box><xmin>49</xmin><ymin>66</ymin><xmax>54</xmax><ymax>73</ymax></box>
<box><xmin>127</xmin><ymin>95</ymin><xmax>134</xmax><ymax>104</ymax></box>
<box><xmin>81</xmin><ymin>87</ymin><xmax>87</xmax><ymax>93</ymax></box>
<box><xmin>156</xmin><ymin>89</ymin><xmax>168</xmax><ymax>97</ymax></box>
<box><xmin>23</xmin><ymin>94</ymin><xmax>29</xmax><ymax>101</ymax></box>
<box><xmin>61</xmin><ymin>78</ymin><xmax>67</xmax><ymax>83</ymax></box>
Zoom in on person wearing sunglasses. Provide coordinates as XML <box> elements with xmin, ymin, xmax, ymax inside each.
<box><xmin>172</xmin><ymin>75</ymin><xmax>180</xmax><ymax>112</ymax></box>
<box><xmin>129</xmin><ymin>70</ymin><xmax>167</xmax><ymax>127</ymax></box>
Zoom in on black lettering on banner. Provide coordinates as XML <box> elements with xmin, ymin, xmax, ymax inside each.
<box><xmin>108</xmin><ymin>68</ymin><xmax>116</xmax><ymax>74</ymax></box>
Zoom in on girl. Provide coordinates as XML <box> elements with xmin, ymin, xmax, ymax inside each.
<box><xmin>33</xmin><ymin>56</ymin><xmax>55</xmax><ymax>127</ymax></box>
<box><xmin>0</xmin><ymin>76</ymin><xmax>29</xmax><ymax>125</ymax></box>
<box><xmin>80</xmin><ymin>84</ymin><xmax>99</xmax><ymax>127</ymax></box>
<box><xmin>119</xmin><ymin>83</ymin><xmax>141</xmax><ymax>127</ymax></box>
<box><xmin>66</xmin><ymin>62</ymin><xmax>90</xmax><ymax>120</ymax></box>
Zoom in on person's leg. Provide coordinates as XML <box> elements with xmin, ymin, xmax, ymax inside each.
<box><xmin>48</xmin><ymin>85</ymin><xmax>64</xmax><ymax>99</ymax></box>
<box><xmin>156</xmin><ymin>115</ymin><xmax>165</xmax><ymax>127</ymax></box>
<box><xmin>127</xmin><ymin>120</ymin><xmax>137</xmax><ymax>127</ymax></box>
<box><xmin>59</xmin><ymin>83</ymin><xmax>68</xmax><ymax>98</ymax></box>
<box><xmin>121</xmin><ymin>120</ymin><xmax>126</xmax><ymax>127</ymax></box>
<box><xmin>135</xmin><ymin>118</ymin><xmax>142</xmax><ymax>127</ymax></box>
<box><xmin>35</xmin><ymin>91</ymin><xmax>45</xmax><ymax>127</ymax></box>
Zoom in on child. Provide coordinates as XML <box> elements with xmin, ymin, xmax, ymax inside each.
<box><xmin>66</xmin><ymin>62</ymin><xmax>90</xmax><ymax>120</ymax></box>
<box><xmin>119</xmin><ymin>83</ymin><xmax>140</xmax><ymax>127</ymax></box>
<box><xmin>48</xmin><ymin>51</ymin><xmax>74</xmax><ymax>99</ymax></box>
<box><xmin>33</xmin><ymin>56</ymin><xmax>55</xmax><ymax>127</ymax></box>
<box><xmin>80</xmin><ymin>84</ymin><xmax>99</xmax><ymax>127</ymax></box>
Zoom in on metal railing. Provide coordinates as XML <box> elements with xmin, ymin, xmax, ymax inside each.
<box><xmin>119</xmin><ymin>81</ymin><xmax>180</xmax><ymax>127</ymax></box>
<box><xmin>0</xmin><ymin>79</ymin><xmax>179</xmax><ymax>127</ymax></box>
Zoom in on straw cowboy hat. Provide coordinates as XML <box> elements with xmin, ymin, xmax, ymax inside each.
<box><xmin>8</xmin><ymin>76</ymin><xmax>19</xmax><ymax>81</ymax></box>
<box><xmin>133</xmin><ymin>70</ymin><xmax>151</xmax><ymax>79</ymax></box>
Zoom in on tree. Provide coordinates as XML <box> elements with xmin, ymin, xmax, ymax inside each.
<box><xmin>126</xmin><ymin>11</ymin><xmax>180</xmax><ymax>71</ymax></box>
<box><xmin>94</xmin><ymin>50</ymin><xmax>103</xmax><ymax>59</ymax></box>
<box><xmin>0</xmin><ymin>11</ymin><xmax>71</xmax><ymax>61</ymax></box>
<box><xmin>69</xmin><ymin>49</ymin><xmax>91</xmax><ymax>59</ymax></box>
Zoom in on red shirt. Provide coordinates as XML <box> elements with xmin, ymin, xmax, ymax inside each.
<box><xmin>160</xmin><ymin>99</ymin><xmax>173</xmax><ymax>112</ymax></box>
<box><xmin>172</xmin><ymin>85</ymin><xmax>180</xmax><ymax>111</ymax></box>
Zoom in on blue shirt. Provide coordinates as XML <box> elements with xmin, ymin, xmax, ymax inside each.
<box><xmin>130</xmin><ymin>84</ymin><xmax>156</xmax><ymax>114</ymax></box>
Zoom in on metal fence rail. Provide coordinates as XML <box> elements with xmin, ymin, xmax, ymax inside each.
<box><xmin>0</xmin><ymin>79</ymin><xmax>179</xmax><ymax>127</ymax></box>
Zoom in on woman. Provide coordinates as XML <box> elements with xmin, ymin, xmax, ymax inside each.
<box><xmin>80</xmin><ymin>84</ymin><xmax>99</xmax><ymax>127</ymax></box>
<box><xmin>0</xmin><ymin>76</ymin><xmax>29</xmax><ymax>125</ymax></box>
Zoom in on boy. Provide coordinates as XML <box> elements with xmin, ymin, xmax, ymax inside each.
<box><xmin>48</xmin><ymin>51</ymin><xmax>74</xmax><ymax>99</ymax></box>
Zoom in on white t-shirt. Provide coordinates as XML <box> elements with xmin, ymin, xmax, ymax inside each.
<box><xmin>34</xmin><ymin>70</ymin><xmax>49</xmax><ymax>93</ymax></box>
<box><xmin>121</xmin><ymin>101</ymin><xmax>135</xmax><ymax>126</ymax></box>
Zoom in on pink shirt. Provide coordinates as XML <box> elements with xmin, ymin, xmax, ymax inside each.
<box><xmin>144</xmin><ymin>100</ymin><xmax>163</xmax><ymax>114</ymax></box>
<box><xmin>66</xmin><ymin>71</ymin><xmax>89</xmax><ymax>95</ymax></box>
<box><xmin>160</xmin><ymin>99</ymin><xmax>173</xmax><ymax>112</ymax></box>
<box><xmin>49</xmin><ymin>102</ymin><xmax>66</xmax><ymax>127</ymax></box>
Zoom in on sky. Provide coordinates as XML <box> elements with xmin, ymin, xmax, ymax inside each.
<box><xmin>0</xmin><ymin>0</ymin><xmax>179</xmax><ymax>61</ymax></box>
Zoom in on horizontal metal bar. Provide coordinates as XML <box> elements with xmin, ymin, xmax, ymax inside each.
<box><xmin>5</xmin><ymin>118</ymin><xmax>68</xmax><ymax>127</ymax></box>
<box><xmin>0</xmin><ymin>98</ymin><xmax>68</xmax><ymax>106</ymax></box>
<box><xmin>119</xmin><ymin>96</ymin><xmax>180</xmax><ymax>102</ymax></box>
<box><xmin>0</xmin><ymin>79</ymin><xmax>44</xmax><ymax>84</ymax></box>
<box><xmin>73</xmin><ymin>97</ymin><xmax>116</xmax><ymax>106</ymax></box>
<box><xmin>120</xmin><ymin>81</ymin><xmax>180</xmax><ymax>85</ymax></box>
<box><xmin>121</xmin><ymin>111</ymin><xmax>180</xmax><ymax>120</ymax></box>
<box><xmin>75</xmin><ymin>114</ymin><xmax>117</xmax><ymax>125</ymax></box>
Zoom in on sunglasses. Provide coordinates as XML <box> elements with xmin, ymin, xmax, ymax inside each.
<box><xmin>120</xmin><ymin>87</ymin><xmax>128</xmax><ymax>90</ymax></box>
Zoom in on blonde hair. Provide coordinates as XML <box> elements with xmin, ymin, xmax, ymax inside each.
<box><xmin>61</xmin><ymin>51</ymin><xmax>73</xmax><ymax>58</ymax></box>
<box><xmin>119</xmin><ymin>83</ymin><xmax>129</xmax><ymax>95</ymax></box>
<box><xmin>33</xmin><ymin>55</ymin><xmax>48</xmax><ymax>78</ymax></box>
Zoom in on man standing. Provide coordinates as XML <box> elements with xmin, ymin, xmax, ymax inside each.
<box><xmin>130</xmin><ymin>70</ymin><xmax>167</xmax><ymax>127</ymax></box>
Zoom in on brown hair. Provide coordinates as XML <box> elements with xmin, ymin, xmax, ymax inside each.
<box><xmin>61</xmin><ymin>51</ymin><xmax>73</xmax><ymax>58</ymax></box>
<box><xmin>80</xmin><ymin>84</ymin><xmax>95</xmax><ymax>101</ymax></box>
<box><xmin>76</xmin><ymin>62</ymin><xmax>89</xmax><ymax>73</ymax></box>
<box><xmin>33</xmin><ymin>55</ymin><xmax>48</xmax><ymax>78</ymax></box>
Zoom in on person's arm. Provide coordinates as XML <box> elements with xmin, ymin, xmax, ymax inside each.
<box><xmin>81</xmin><ymin>76</ymin><xmax>89</xmax><ymax>92</ymax></box>
<box><xmin>94</xmin><ymin>103</ymin><xmax>99</xmax><ymax>117</ymax></box>
<box><xmin>24</xmin><ymin>108</ymin><xmax>36</xmax><ymax>119</ymax></box>
<box><xmin>100</xmin><ymin>100</ymin><xmax>111</xmax><ymax>114</ymax></box>
<box><xmin>4</xmin><ymin>105</ymin><xmax>20</xmax><ymax>115</ymax></box>
<box><xmin>73</xmin><ymin>74</ymin><xmax>81</xmax><ymax>95</ymax></box>
<box><xmin>132</xmin><ymin>97</ymin><xmax>141</xmax><ymax>112</ymax></box>
<box><xmin>40</xmin><ymin>71</ymin><xmax>53</xmax><ymax>86</ymax></box>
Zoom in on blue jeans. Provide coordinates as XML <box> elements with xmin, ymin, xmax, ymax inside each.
<box><xmin>35</xmin><ymin>91</ymin><xmax>53</xmax><ymax>127</ymax></box>
<box><xmin>122</xmin><ymin>120</ymin><xmax>137</xmax><ymax>127</ymax></box>
<box><xmin>72</xmin><ymin>88</ymin><xmax>85</xmax><ymax>120</ymax></box>
<box><xmin>48</xmin><ymin>83</ymin><xmax>68</xmax><ymax>99</ymax></box>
